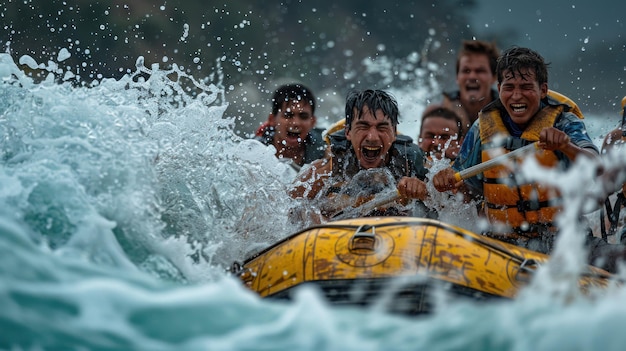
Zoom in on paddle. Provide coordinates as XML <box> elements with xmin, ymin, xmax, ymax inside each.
<box><xmin>333</xmin><ymin>142</ymin><xmax>540</xmax><ymax>220</ymax></box>
<box><xmin>332</xmin><ymin>189</ymin><xmax>400</xmax><ymax>220</ymax></box>
<box><xmin>453</xmin><ymin>142</ymin><xmax>540</xmax><ymax>182</ymax></box>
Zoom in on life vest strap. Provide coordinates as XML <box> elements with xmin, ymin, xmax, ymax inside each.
<box><xmin>601</xmin><ymin>192</ymin><xmax>626</xmax><ymax>239</ymax></box>
<box><xmin>485</xmin><ymin>199</ymin><xmax>557</xmax><ymax>213</ymax></box>
<box><xmin>502</xmin><ymin>137</ymin><xmax>534</xmax><ymax>151</ymax></box>
<box><xmin>483</xmin><ymin>176</ymin><xmax>514</xmax><ymax>185</ymax></box>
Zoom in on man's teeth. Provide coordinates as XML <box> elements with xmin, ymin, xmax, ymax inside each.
<box><xmin>362</xmin><ymin>146</ymin><xmax>382</xmax><ymax>158</ymax></box>
<box><xmin>511</xmin><ymin>103</ymin><xmax>526</xmax><ymax>113</ymax></box>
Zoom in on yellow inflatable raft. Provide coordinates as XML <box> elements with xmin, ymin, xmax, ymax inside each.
<box><xmin>234</xmin><ymin>216</ymin><xmax>611</xmax><ymax>314</ymax></box>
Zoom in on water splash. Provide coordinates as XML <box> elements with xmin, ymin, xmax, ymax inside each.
<box><xmin>2</xmin><ymin>38</ymin><xmax>626</xmax><ymax>351</ymax></box>
<box><xmin>0</xmin><ymin>52</ymin><xmax>298</xmax><ymax>285</ymax></box>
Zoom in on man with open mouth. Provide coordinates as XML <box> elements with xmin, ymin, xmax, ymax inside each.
<box><xmin>439</xmin><ymin>40</ymin><xmax>500</xmax><ymax>136</ymax></box>
<box><xmin>288</xmin><ymin>89</ymin><xmax>430</xmax><ymax>223</ymax></box>
<box><xmin>431</xmin><ymin>46</ymin><xmax>626</xmax><ymax>273</ymax></box>
<box><xmin>254</xmin><ymin>83</ymin><xmax>327</xmax><ymax>171</ymax></box>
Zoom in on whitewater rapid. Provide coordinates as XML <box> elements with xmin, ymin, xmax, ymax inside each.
<box><xmin>2</xmin><ymin>51</ymin><xmax>626</xmax><ymax>350</ymax></box>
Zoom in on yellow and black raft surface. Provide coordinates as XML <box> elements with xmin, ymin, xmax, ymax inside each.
<box><xmin>232</xmin><ymin>217</ymin><xmax>611</xmax><ymax>315</ymax></box>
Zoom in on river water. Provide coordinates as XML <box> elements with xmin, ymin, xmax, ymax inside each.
<box><xmin>2</xmin><ymin>50</ymin><xmax>626</xmax><ymax>351</ymax></box>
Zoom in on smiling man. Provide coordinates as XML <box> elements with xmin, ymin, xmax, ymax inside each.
<box><xmin>289</xmin><ymin>89</ymin><xmax>429</xmax><ymax>219</ymax></box>
<box><xmin>432</xmin><ymin>46</ymin><xmax>605</xmax><ymax>260</ymax></box>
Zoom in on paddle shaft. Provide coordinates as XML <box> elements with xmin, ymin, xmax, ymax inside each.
<box><xmin>454</xmin><ymin>142</ymin><xmax>539</xmax><ymax>182</ymax></box>
<box><xmin>333</xmin><ymin>190</ymin><xmax>400</xmax><ymax>220</ymax></box>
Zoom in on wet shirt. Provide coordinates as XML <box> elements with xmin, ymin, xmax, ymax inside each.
<box><xmin>254</xmin><ymin>126</ymin><xmax>327</xmax><ymax>166</ymax></box>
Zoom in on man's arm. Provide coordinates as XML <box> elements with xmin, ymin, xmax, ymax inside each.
<box><xmin>601</xmin><ymin>128</ymin><xmax>624</xmax><ymax>155</ymax></box>
<box><xmin>288</xmin><ymin>157</ymin><xmax>332</xmax><ymax>199</ymax></box>
<box><xmin>433</xmin><ymin>122</ymin><xmax>484</xmax><ymax>199</ymax></box>
<box><xmin>539</xmin><ymin>127</ymin><xmax>599</xmax><ymax>161</ymax></box>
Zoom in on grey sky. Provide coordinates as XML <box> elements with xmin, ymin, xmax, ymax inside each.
<box><xmin>470</xmin><ymin>1</ymin><xmax>624</xmax><ymax>61</ymax></box>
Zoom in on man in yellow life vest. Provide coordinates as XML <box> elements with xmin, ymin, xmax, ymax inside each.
<box><xmin>289</xmin><ymin>89</ymin><xmax>430</xmax><ymax>221</ymax></box>
<box><xmin>431</xmin><ymin>46</ymin><xmax>626</xmax><ymax>272</ymax></box>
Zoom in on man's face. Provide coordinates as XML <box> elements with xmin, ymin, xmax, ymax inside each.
<box><xmin>418</xmin><ymin>117</ymin><xmax>461</xmax><ymax>160</ymax></box>
<box><xmin>345</xmin><ymin>106</ymin><xmax>396</xmax><ymax>169</ymax></box>
<box><xmin>270</xmin><ymin>100</ymin><xmax>316</xmax><ymax>149</ymax></box>
<box><xmin>457</xmin><ymin>53</ymin><xmax>497</xmax><ymax>106</ymax></box>
<box><xmin>498</xmin><ymin>68</ymin><xmax>548</xmax><ymax>126</ymax></box>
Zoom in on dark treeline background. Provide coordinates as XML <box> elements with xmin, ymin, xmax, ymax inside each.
<box><xmin>3</xmin><ymin>0</ymin><xmax>625</xmax><ymax>136</ymax></box>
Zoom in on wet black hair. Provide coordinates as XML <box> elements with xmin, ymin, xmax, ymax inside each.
<box><xmin>271</xmin><ymin>83</ymin><xmax>316</xmax><ymax>115</ymax></box>
<box><xmin>344</xmin><ymin>89</ymin><xmax>399</xmax><ymax>130</ymax></box>
<box><xmin>496</xmin><ymin>46</ymin><xmax>549</xmax><ymax>86</ymax></box>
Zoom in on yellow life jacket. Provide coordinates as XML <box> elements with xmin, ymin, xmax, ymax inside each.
<box><xmin>547</xmin><ymin>90</ymin><xmax>584</xmax><ymax>119</ymax></box>
<box><xmin>323</xmin><ymin>119</ymin><xmax>346</xmax><ymax>145</ymax></box>
<box><xmin>479</xmin><ymin>102</ymin><xmax>566</xmax><ymax>236</ymax></box>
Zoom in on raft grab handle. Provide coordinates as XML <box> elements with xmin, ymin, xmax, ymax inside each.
<box><xmin>515</xmin><ymin>258</ymin><xmax>540</xmax><ymax>283</ymax></box>
<box><xmin>350</xmin><ymin>224</ymin><xmax>377</xmax><ymax>251</ymax></box>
